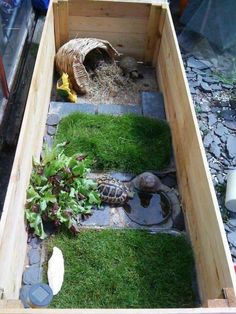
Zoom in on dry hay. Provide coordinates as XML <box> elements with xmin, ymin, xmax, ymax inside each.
<box><xmin>78</xmin><ymin>62</ymin><xmax>141</xmax><ymax>105</ymax></box>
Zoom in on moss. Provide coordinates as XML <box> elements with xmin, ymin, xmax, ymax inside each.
<box><xmin>46</xmin><ymin>229</ymin><xmax>196</xmax><ymax>308</ymax></box>
<box><xmin>55</xmin><ymin>113</ymin><xmax>172</xmax><ymax>174</ymax></box>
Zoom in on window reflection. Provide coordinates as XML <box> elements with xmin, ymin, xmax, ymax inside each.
<box><xmin>0</xmin><ymin>0</ymin><xmax>32</xmax><ymax>103</ymax></box>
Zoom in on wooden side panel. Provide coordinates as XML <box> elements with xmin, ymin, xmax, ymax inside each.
<box><xmin>67</xmin><ymin>0</ymin><xmax>151</xmax><ymax>60</ymax></box>
<box><xmin>157</xmin><ymin>7</ymin><xmax>236</xmax><ymax>302</ymax></box>
<box><xmin>0</xmin><ymin>2</ymin><xmax>55</xmax><ymax>299</ymax></box>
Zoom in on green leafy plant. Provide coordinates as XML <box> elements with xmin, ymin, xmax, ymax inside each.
<box><xmin>25</xmin><ymin>143</ymin><xmax>101</xmax><ymax>239</ymax></box>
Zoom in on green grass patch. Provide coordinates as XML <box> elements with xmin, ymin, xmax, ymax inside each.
<box><xmin>55</xmin><ymin>113</ymin><xmax>171</xmax><ymax>174</ymax></box>
<box><xmin>47</xmin><ymin>229</ymin><xmax>196</xmax><ymax>308</ymax></box>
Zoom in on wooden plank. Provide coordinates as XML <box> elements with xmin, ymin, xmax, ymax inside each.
<box><xmin>157</xmin><ymin>6</ymin><xmax>236</xmax><ymax>303</ymax></box>
<box><xmin>58</xmin><ymin>0</ymin><xmax>69</xmax><ymax>46</ymax></box>
<box><xmin>0</xmin><ymin>300</ymin><xmax>23</xmax><ymax>308</ymax></box>
<box><xmin>53</xmin><ymin>0</ymin><xmax>61</xmax><ymax>51</ymax></box>
<box><xmin>152</xmin><ymin>3</ymin><xmax>167</xmax><ymax>66</ymax></box>
<box><xmin>2</xmin><ymin>308</ymin><xmax>236</xmax><ymax>314</ymax></box>
<box><xmin>68</xmin><ymin>1</ymin><xmax>151</xmax><ymax>18</ymax></box>
<box><xmin>0</xmin><ymin>1</ymin><xmax>55</xmax><ymax>299</ymax></box>
<box><xmin>144</xmin><ymin>5</ymin><xmax>161</xmax><ymax>62</ymax></box>
<box><xmin>68</xmin><ymin>16</ymin><xmax>148</xmax><ymax>34</ymax></box>
<box><xmin>69</xmin><ymin>30</ymin><xmax>146</xmax><ymax>60</ymax></box>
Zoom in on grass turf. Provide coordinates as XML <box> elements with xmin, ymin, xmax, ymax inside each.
<box><xmin>55</xmin><ymin>113</ymin><xmax>171</xmax><ymax>174</ymax></box>
<box><xmin>46</xmin><ymin>229</ymin><xmax>196</xmax><ymax>308</ymax></box>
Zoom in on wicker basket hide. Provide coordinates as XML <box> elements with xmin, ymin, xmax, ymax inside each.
<box><xmin>55</xmin><ymin>38</ymin><xmax>119</xmax><ymax>94</ymax></box>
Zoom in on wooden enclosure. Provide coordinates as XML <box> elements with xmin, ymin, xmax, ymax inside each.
<box><xmin>0</xmin><ymin>0</ymin><xmax>236</xmax><ymax>312</ymax></box>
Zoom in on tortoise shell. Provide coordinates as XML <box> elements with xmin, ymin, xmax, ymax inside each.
<box><xmin>119</xmin><ymin>56</ymin><xmax>139</xmax><ymax>78</ymax></box>
<box><xmin>97</xmin><ymin>175</ymin><xmax>129</xmax><ymax>204</ymax></box>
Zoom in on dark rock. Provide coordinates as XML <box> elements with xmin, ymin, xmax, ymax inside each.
<box><xmin>19</xmin><ymin>285</ymin><xmax>31</xmax><ymax>308</ymax></box>
<box><xmin>141</xmin><ymin>92</ymin><xmax>166</xmax><ymax>119</ymax></box>
<box><xmin>209</xmin><ymin>142</ymin><xmax>221</xmax><ymax>159</ymax></box>
<box><xmin>47</xmin><ymin>126</ymin><xmax>56</xmax><ymax>136</ymax></box>
<box><xmin>28</xmin><ymin>249</ymin><xmax>40</xmax><ymax>265</ymax></box>
<box><xmin>203</xmin><ymin>133</ymin><xmax>213</xmax><ymax>148</ymax></box>
<box><xmin>214</xmin><ymin>123</ymin><xmax>228</xmax><ymax>137</ymax></box>
<box><xmin>208</xmin><ymin>114</ymin><xmax>217</xmax><ymax>126</ymax></box>
<box><xmin>224</xmin><ymin>121</ymin><xmax>236</xmax><ymax>131</ymax></box>
<box><xmin>187</xmin><ymin>57</ymin><xmax>209</xmax><ymax>70</ymax></box>
<box><xmin>23</xmin><ymin>266</ymin><xmax>41</xmax><ymax>285</ymax></box>
<box><xmin>200</xmin><ymin>82</ymin><xmax>212</xmax><ymax>93</ymax></box>
<box><xmin>227</xmin><ymin>136</ymin><xmax>236</xmax><ymax>158</ymax></box>
<box><xmin>46</xmin><ymin>114</ymin><xmax>60</xmax><ymax>126</ymax></box>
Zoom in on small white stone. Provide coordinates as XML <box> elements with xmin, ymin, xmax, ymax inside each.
<box><xmin>47</xmin><ymin>247</ymin><xmax>64</xmax><ymax>295</ymax></box>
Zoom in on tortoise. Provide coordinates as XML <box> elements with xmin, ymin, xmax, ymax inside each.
<box><xmin>97</xmin><ymin>175</ymin><xmax>133</xmax><ymax>205</ymax></box>
<box><xmin>119</xmin><ymin>56</ymin><xmax>140</xmax><ymax>79</ymax></box>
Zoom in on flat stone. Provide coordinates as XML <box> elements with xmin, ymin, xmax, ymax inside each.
<box><xmin>200</xmin><ymin>82</ymin><xmax>212</xmax><ymax>93</ymax></box>
<box><xmin>23</xmin><ymin>266</ymin><xmax>41</xmax><ymax>285</ymax></box>
<box><xmin>222</xmin><ymin>83</ymin><xmax>233</xmax><ymax>89</ymax></box>
<box><xmin>187</xmin><ymin>57</ymin><xmax>209</xmax><ymax>70</ymax></box>
<box><xmin>81</xmin><ymin>207</ymin><xmax>110</xmax><ymax>226</ymax></box>
<box><xmin>47</xmin><ymin>126</ymin><xmax>56</xmax><ymax>136</ymax></box>
<box><xmin>203</xmin><ymin>133</ymin><xmax>213</xmax><ymax>148</ymax></box>
<box><xmin>46</xmin><ymin>114</ymin><xmax>60</xmax><ymax>126</ymax></box>
<box><xmin>202</xmin><ymin>76</ymin><xmax>220</xmax><ymax>84</ymax></box>
<box><xmin>186</xmin><ymin>73</ymin><xmax>196</xmax><ymax>79</ymax></box>
<box><xmin>209</xmin><ymin>142</ymin><xmax>221</xmax><ymax>159</ymax></box>
<box><xmin>192</xmin><ymin>68</ymin><xmax>205</xmax><ymax>75</ymax></box>
<box><xmin>224</xmin><ymin>121</ymin><xmax>236</xmax><ymax>131</ymax></box>
<box><xmin>141</xmin><ymin>92</ymin><xmax>166</xmax><ymax>119</ymax></box>
<box><xmin>108</xmin><ymin>172</ymin><xmax>134</xmax><ymax>181</ymax></box>
<box><xmin>227</xmin><ymin>136</ymin><xmax>236</xmax><ymax>158</ymax></box>
<box><xmin>49</xmin><ymin>102</ymin><xmax>96</xmax><ymax>118</ymax></box>
<box><xmin>19</xmin><ymin>285</ymin><xmax>31</xmax><ymax>308</ymax></box>
<box><xmin>220</xmin><ymin>135</ymin><xmax>227</xmax><ymax>143</ymax></box>
<box><xmin>211</xmin><ymin>84</ymin><xmax>222</xmax><ymax>92</ymax></box>
<box><xmin>201</xmin><ymin>103</ymin><xmax>211</xmax><ymax>113</ymax></box>
<box><xmin>228</xmin><ymin>219</ymin><xmax>236</xmax><ymax>228</ymax></box>
<box><xmin>222</xmin><ymin>110</ymin><xmax>235</xmax><ymax>121</ymax></box>
<box><xmin>28</xmin><ymin>249</ymin><xmax>40</xmax><ymax>265</ymax></box>
<box><xmin>28</xmin><ymin>236</ymin><xmax>42</xmax><ymax>249</ymax></box>
<box><xmin>98</xmin><ymin>104</ymin><xmax>142</xmax><ymax>116</ymax></box>
<box><xmin>190</xmin><ymin>86</ymin><xmax>196</xmax><ymax>94</ymax></box>
<box><xmin>43</xmin><ymin>134</ymin><xmax>53</xmax><ymax>150</ymax></box>
<box><xmin>208</xmin><ymin>114</ymin><xmax>217</xmax><ymax>126</ymax></box>
<box><xmin>214</xmin><ymin>123</ymin><xmax>228</xmax><ymax>137</ymax></box>
<box><xmin>209</xmin><ymin>161</ymin><xmax>221</xmax><ymax>171</ymax></box>
<box><xmin>228</xmin><ymin>232</ymin><xmax>236</xmax><ymax>247</ymax></box>
<box><xmin>230</xmin><ymin>97</ymin><xmax>236</xmax><ymax>109</ymax></box>
<box><xmin>217</xmin><ymin>173</ymin><xmax>225</xmax><ymax>185</ymax></box>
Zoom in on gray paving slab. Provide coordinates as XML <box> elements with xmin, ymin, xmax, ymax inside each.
<box><xmin>49</xmin><ymin>102</ymin><xmax>96</xmax><ymax>118</ymax></box>
<box><xmin>142</xmin><ymin>91</ymin><xmax>166</xmax><ymax>119</ymax></box>
<box><xmin>98</xmin><ymin>104</ymin><xmax>142</xmax><ymax>116</ymax></box>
